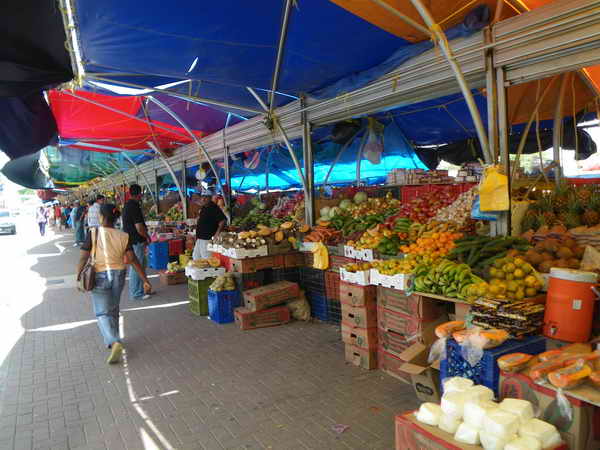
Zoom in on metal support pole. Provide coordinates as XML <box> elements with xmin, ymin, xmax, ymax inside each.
<box><xmin>485</xmin><ymin>29</ymin><xmax>498</xmax><ymax>163</ymax></box>
<box><xmin>553</xmin><ymin>73</ymin><xmax>569</xmax><ymax>186</ymax></box>
<box><xmin>222</xmin><ymin>113</ymin><xmax>233</xmax><ymax>222</ymax></box>
<box><xmin>495</xmin><ymin>67</ymin><xmax>510</xmax><ymax>236</ymax></box>
<box><xmin>323</xmin><ymin>128</ymin><xmax>363</xmax><ymax>186</ymax></box>
<box><xmin>368</xmin><ymin>0</ymin><xmax>432</xmax><ymax>37</ymax></box>
<box><xmin>182</xmin><ymin>160</ymin><xmax>188</xmax><ymax>220</ymax></box>
<box><xmin>148</xmin><ymin>142</ymin><xmax>187</xmax><ymax>219</ymax></box>
<box><xmin>122</xmin><ymin>153</ymin><xmax>158</xmax><ymax>211</ymax></box>
<box><xmin>265</xmin><ymin>149</ymin><xmax>271</xmax><ymax>194</ymax></box>
<box><xmin>268</xmin><ymin>0</ymin><xmax>293</xmax><ymax>112</ymax></box>
<box><xmin>356</xmin><ymin>132</ymin><xmax>368</xmax><ymax>187</ymax></box>
<box><xmin>408</xmin><ymin>0</ymin><xmax>492</xmax><ymax>162</ymax></box>
<box><xmin>154</xmin><ymin>168</ymin><xmax>160</xmax><ymax>212</ymax></box>
<box><xmin>146</xmin><ymin>96</ymin><xmax>225</xmax><ymax>197</ymax></box>
<box><xmin>301</xmin><ymin>97</ymin><xmax>315</xmax><ymax>226</ymax></box>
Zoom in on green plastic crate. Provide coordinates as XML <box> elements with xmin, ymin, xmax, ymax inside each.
<box><xmin>189</xmin><ymin>297</ymin><xmax>209</xmax><ymax>316</ymax></box>
<box><xmin>187</xmin><ymin>277</ymin><xmax>214</xmax><ymax>303</ymax></box>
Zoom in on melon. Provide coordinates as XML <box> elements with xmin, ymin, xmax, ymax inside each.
<box><xmin>329</xmin><ymin>207</ymin><xmax>341</xmax><ymax>218</ymax></box>
<box><xmin>320</xmin><ymin>206</ymin><xmax>331</xmax><ymax>218</ymax></box>
<box><xmin>339</xmin><ymin>199</ymin><xmax>353</xmax><ymax>210</ymax></box>
<box><xmin>353</xmin><ymin>191</ymin><xmax>368</xmax><ymax>204</ymax></box>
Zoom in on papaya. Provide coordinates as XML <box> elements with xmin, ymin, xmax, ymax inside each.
<box><xmin>280</xmin><ymin>221</ymin><xmax>294</xmax><ymax>230</ymax></box>
<box><xmin>548</xmin><ymin>362</ymin><xmax>592</xmax><ymax>389</ymax></box>
<box><xmin>497</xmin><ymin>353</ymin><xmax>533</xmax><ymax>373</ymax></box>
<box><xmin>562</xmin><ymin>351</ymin><xmax>600</xmax><ymax>367</ymax></box>
<box><xmin>530</xmin><ymin>359</ymin><xmax>567</xmax><ymax>382</ymax></box>
<box><xmin>258</xmin><ymin>228</ymin><xmax>271</xmax><ymax>236</ymax></box>
<box><xmin>208</xmin><ymin>257</ymin><xmax>221</xmax><ymax>268</ymax></box>
<box><xmin>238</xmin><ymin>231</ymin><xmax>250</xmax><ymax>239</ymax></box>
<box><xmin>451</xmin><ymin>329</ymin><xmax>469</xmax><ymax>344</ymax></box>
<box><xmin>538</xmin><ymin>349</ymin><xmax>563</xmax><ymax>362</ymax></box>
<box><xmin>435</xmin><ymin>321</ymin><xmax>465</xmax><ymax>339</ymax></box>
<box><xmin>590</xmin><ymin>370</ymin><xmax>600</xmax><ymax>388</ymax></box>
<box><xmin>299</xmin><ymin>223</ymin><xmax>310</xmax><ymax>233</ymax></box>
<box><xmin>480</xmin><ymin>329</ymin><xmax>509</xmax><ymax>349</ymax></box>
<box><xmin>317</xmin><ymin>220</ymin><xmax>331</xmax><ymax>227</ymax></box>
<box><xmin>274</xmin><ymin>231</ymin><xmax>284</xmax><ymax>242</ymax></box>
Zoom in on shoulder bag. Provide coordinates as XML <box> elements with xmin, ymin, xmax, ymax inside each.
<box><xmin>77</xmin><ymin>228</ymin><xmax>98</xmax><ymax>292</ymax></box>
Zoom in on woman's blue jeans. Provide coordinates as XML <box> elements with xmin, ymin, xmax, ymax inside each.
<box><xmin>91</xmin><ymin>270</ymin><xmax>126</xmax><ymax>347</ymax></box>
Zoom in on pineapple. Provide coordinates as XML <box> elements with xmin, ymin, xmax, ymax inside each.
<box><xmin>537</xmin><ymin>195</ymin><xmax>556</xmax><ymax>225</ymax></box>
<box><xmin>582</xmin><ymin>193</ymin><xmax>600</xmax><ymax>226</ymax></box>
<box><xmin>552</xmin><ymin>183</ymin><xmax>571</xmax><ymax>214</ymax></box>
<box><xmin>521</xmin><ymin>214</ymin><xmax>538</xmax><ymax>232</ymax></box>
<box><xmin>564</xmin><ymin>212</ymin><xmax>582</xmax><ymax>230</ymax></box>
<box><xmin>577</xmin><ymin>186</ymin><xmax>593</xmax><ymax>204</ymax></box>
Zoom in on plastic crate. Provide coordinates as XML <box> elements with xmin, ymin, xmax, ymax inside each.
<box><xmin>329</xmin><ymin>255</ymin><xmax>355</xmax><ymax>273</ymax></box>
<box><xmin>440</xmin><ymin>335</ymin><xmax>546</xmax><ymax>397</ymax></box>
<box><xmin>270</xmin><ymin>268</ymin><xmax>301</xmax><ymax>284</ymax></box>
<box><xmin>189</xmin><ymin>298</ymin><xmax>208</xmax><ymax>316</ymax></box>
<box><xmin>168</xmin><ymin>239</ymin><xmax>184</xmax><ymax>256</ymax></box>
<box><xmin>188</xmin><ymin>277</ymin><xmax>214</xmax><ymax>303</ymax></box>
<box><xmin>208</xmin><ymin>290</ymin><xmax>242</xmax><ymax>324</ymax></box>
<box><xmin>300</xmin><ymin>268</ymin><xmax>326</xmax><ymax>296</ymax></box>
<box><xmin>148</xmin><ymin>241</ymin><xmax>169</xmax><ymax>270</ymax></box>
<box><xmin>324</xmin><ymin>271</ymin><xmax>340</xmax><ymax>300</ymax></box>
<box><xmin>327</xmin><ymin>298</ymin><xmax>341</xmax><ymax>325</ymax></box>
<box><xmin>232</xmin><ymin>271</ymin><xmax>265</xmax><ymax>291</ymax></box>
<box><xmin>306</xmin><ymin>293</ymin><xmax>329</xmax><ymax>321</ymax></box>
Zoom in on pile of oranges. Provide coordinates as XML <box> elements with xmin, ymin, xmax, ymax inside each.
<box><xmin>400</xmin><ymin>231</ymin><xmax>463</xmax><ymax>260</ymax></box>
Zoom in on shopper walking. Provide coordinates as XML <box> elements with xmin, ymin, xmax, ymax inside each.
<box><xmin>73</xmin><ymin>201</ymin><xmax>87</xmax><ymax>246</ymax></box>
<box><xmin>76</xmin><ymin>204</ymin><xmax>152</xmax><ymax>364</ymax></box>
<box><xmin>193</xmin><ymin>193</ymin><xmax>226</xmax><ymax>259</ymax></box>
<box><xmin>35</xmin><ymin>206</ymin><xmax>48</xmax><ymax>236</ymax></box>
<box><xmin>122</xmin><ymin>184</ymin><xmax>153</xmax><ymax>300</ymax></box>
<box><xmin>87</xmin><ymin>195</ymin><xmax>105</xmax><ymax>232</ymax></box>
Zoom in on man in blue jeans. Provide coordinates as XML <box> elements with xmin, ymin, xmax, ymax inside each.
<box><xmin>121</xmin><ymin>184</ymin><xmax>153</xmax><ymax>300</ymax></box>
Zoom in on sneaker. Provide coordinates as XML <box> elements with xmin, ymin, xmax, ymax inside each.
<box><xmin>142</xmin><ymin>294</ymin><xmax>151</xmax><ymax>300</ymax></box>
<box><xmin>107</xmin><ymin>342</ymin><xmax>123</xmax><ymax>364</ymax></box>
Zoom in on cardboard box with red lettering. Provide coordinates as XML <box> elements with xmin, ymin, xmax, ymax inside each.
<box><xmin>341</xmin><ymin>302</ymin><xmax>377</xmax><ymax>328</ymax></box>
<box><xmin>340</xmin><ymin>282</ymin><xmax>376</xmax><ymax>307</ymax></box>
<box><xmin>234</xmin><ymin>306</ymin><xmax>291</xmax><ymax>330</ymax></box>
<box><xmin>341</xmin><ymin>323</ymin><xmax>377</xmax><ymax>349</ymax></box>
<box><xmin>377</xmin><ymin>288</ymin><xmax>444</xmax><ymax>321</ymax></box>
<box><xmin>243</xmin><ymin>281</ymin><xmax>300</xmax><ymax>311</ymax></box>
<box><xmin>399</xmin><ymin>343</ymin><xmax>441</xmax><ymax>403</ymax></box>
<box><xmin>345</xmin><ymin>344</ymin><xmax>377</xmax><ymax>370</ymax></box>
<box><xmin>378</xmin><ymin>307</ymin><xmax>447</xmax><ymax>346</ymax></box>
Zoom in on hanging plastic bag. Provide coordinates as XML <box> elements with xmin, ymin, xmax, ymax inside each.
<box><xmin>479</xmin><ymin>165</ymin><xmax>509</xmax><ymax>211</ymax></box>
<box><xmin>471</xmin><ymin>194</ymin><xmax>500</xmax><ymax>221</ymax></box>
<box><xmin>311</xmin><ymin>242</ymin><xmax>329</xmax><ymax>270</ymax></box>
<box><xmin>363</xmin><ymin>118</ymin><xmax>384</xmax><ymax>165</ymax></box>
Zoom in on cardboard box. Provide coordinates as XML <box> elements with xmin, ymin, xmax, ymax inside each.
<box><xmin>394</xmin><ymin>412</ymin><xmax>569</xmax><ymax>450</ymax></box>
<box><xmin>244</xmin><ymin>281</ymin><xmax>300</xmax><ymax>311</ymax></box>
<box><xmin>377</xmin><ymin>287</ymin><xmax>444</xmax><ymax>321</ymax></box>
<box><xmin>234</xmin><ymin>306</ymin><xmax>291</xmax><ymax>330</ymax></box>
<box><xmin>341</xmin><ymin>302</ymin><xmax>377</xmax><ymax>328</ymax></box>
<box><xmin>340</xmin><ymin>282</ymin><xmax>376</xmax><ymax>307</ymax></box>
<box><xmin>230</xmin><ymin>255</ymin><xmax>280</xmax><ymax>273</ymax></box>
<box><xmin>499</xmin><ymin>370</ymin><xmax>600</xmax><ymax>450</ymax></box>
<box><xmin>378</xmin><ymin>348</ymin><xmax>411</xmax><ymax>384</ymax></box>
<box><xmin>378</xmin><ymin>328</ymin><xmax>413</xmax><ymax>359</ymax></box>
<box><xmin>159</xmin><ymin>271</ymin><xmax>187</xmax><ymax>285</ymax></box>
<box><xmin>341</xmin><ymin>323</ymin><xmax>378</xmax><ymax>349</ymax></box>
<box><xmin>377</xmin><ymin>307</ymin><xmax>447</xmax><ymax>345</ymax></box>
<box><xmin>345</xmin><ymin>344</ymin><xmax>377</xmax><ymax>370</ymax></box>
<box><xmin>399</xmin><ymin>343</ymin><xmax>441</xmax><ymax>403</ymax></box>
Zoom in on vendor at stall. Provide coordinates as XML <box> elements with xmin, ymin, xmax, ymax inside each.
<box><xmin>193</xmin><ymin>192</ymin><xmax>226</xmax><ymax>259</ymax></box>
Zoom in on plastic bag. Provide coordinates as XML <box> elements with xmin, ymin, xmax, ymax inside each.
<box><xmin>428</xmin><ymin>337</ymin><xmax>447</xmax><ymax>364</ymax></box>
<box><xmin>363</xmin><ymin>118</ymin><xmax>384</xmax><ymax>165</ymax></box>
<box><xmin>471</xmin><ymin>195</ymin><xmax>500</xmax><ymax>221</ymax></box>
<box><xmin>580</xmin><ymin>246</ymin><xmax>600</xmax><ymax>271</ymax></box>
<box><xmin>287</xmin><ymin>293</ymin><xmax>310</xmax><ymax>321</ymax></box>
<box><xmin>479</xmin><ymin>165</ymin><xmax>509</xmax><ymax>211</ymax></box>
<box><xmin>555</xmin><ymin>388</ymin><xmax>574</xmax><ymax>423</ymax></box>
<box><xmin>311</xmin><ymin>242</ymin><xmax>329</xmax><ymax>270</ymax></box>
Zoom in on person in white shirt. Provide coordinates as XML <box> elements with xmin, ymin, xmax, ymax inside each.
<box><xmin>87</xmin><ymin>195</ymin><xmax>105</xmax><ymax>231</ymax></box>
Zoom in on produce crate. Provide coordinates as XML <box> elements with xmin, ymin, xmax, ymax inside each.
<box><xmin>244</xmin><ymin>281</ymin><xmax>300</xmax><ymax>311</ymax></box>
<box><xmin>306</xmin><ymin>292</ymin><xmax>329</xmax><ymax>321</ymax></box>
<box><xmin>326</xmin><ymin>244</ymin><xmax>344</xmax><ymax>256</ymax></box>
<box><xmin>341</xmin><ymin>322</ymin><xmax>378</xmax><ymax>349</ymax></box>
<box><xmin>324</xmin><ymin>271</ymin><xmax>340</xmax><ymax>300</ymax></box>
<box><xmin>340</xmin><ymin>281</ymin><xmax>376</xmax><ymax>307</ymax></box>
<box><xmin>230</xmin><ymin>255</ymin><xmax>280</xmax><ymax>273</ymax></box>
<box><xmin>168</xmin><ymin>238</ymin><xmax>184</xmax><ymax>256</ymax></box>
<box><xmin>377</xmin><ymin>306</ymin><xmax>444</xmax><ymax>345</ymax></box>
<box><xmin>378</xmin><ymin>348</ymin><xmax>411</xmax><ymax>383</ymax></box>
<box><xmin>148</xmin><ymin>241</ymin><xmax>169</xmax><ymax>270</ymax></box>
<box><xmin>327</xmin><ymin>298</ymin><xmax>342</xmax><ymax>325</ymax></box>
<box><xmin>159</xmin><ymin>271</ymin><xmax>186</xmax><ymax>286</ymax></box>
<box><xmin>440</xmin><ymin>335</ymin><xmax>546</xmax><ymax>397</ymax></box>
<box><xmin>187</xmin><ymin>277</ymin><xmax>214</xmax><ymax>303</ymax></box>
<box><xmin>269</xmin><ymin>267</ymin><xmax>301</xmax><ymax>284</ymax></box>
<box><xmin>234</xmin><ymin>306</ymin><xmax>291</xmax><ymax>330</ymax></box>
<box><xmin>267</xmin><ymin>239</ymin><xmax>292</xmax><ymax>255</ymax></box>
<box><xmin>300</xmin><ymin>267</ymin><xmax>326</xmax><ymax>296</ymax></box>
<box><xmin>329</xmin><ymin>255</ymin><xmax>355</xmax><ymax>273</ymax></box>
<box><xmin>378</xmin><ymin>328</ymin><xmax>412</xmax><ymax>359</ymax></box>
<box><xmin>377</xmin><ymin>287</ymin><xmax>445</xmax><ymax>321</ymax></box>
<box><xmin>345</xmin><ymin>344</ymin><xmax>378</xmax><ymax>370</ymax></box>
<box><xmin>232</xmin><ymin>271</ymin><xmax>265</xmax><ymax>291</ymax></box>
<box><xmin>304</xmin><ymin>252</ymin><xmax>314</xmax><ymax>268</ymax></box>
<box><xmin>283</xmin><ymin>252</ymin><xmax>305</xmax><ymax>268</ymax></box>
<box><xmin>168</xmin><ymin>255</ymin><xmax>179</xmax><ymax>263</ymax></box>
<box><xmin>208</xmin><ymin>290</ymin><xmax>242</xmax><ymax>324</ymax></box>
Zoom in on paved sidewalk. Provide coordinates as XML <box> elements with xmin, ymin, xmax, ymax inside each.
<box><xmin>0</xmin><ymin>232</ymin><xmax>419</xmax><ymax>450</ymax></box>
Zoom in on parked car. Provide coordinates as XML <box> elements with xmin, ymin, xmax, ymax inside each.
<box><xmin>0</xmin><ymin>210</ymin><xmax>16</xmax><ymax>235</ymax></box>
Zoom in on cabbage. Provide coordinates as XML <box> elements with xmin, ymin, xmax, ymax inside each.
<box><xmin>353</xmin><ymin>191</ymin><xmax>368</xmax><ymax>204</ymax></box>
<box><xmin>257</xmin><ymin>202</ymin><xmax>267</xmax><ymax>210</ymax></box>
<box><xmin>318</xmin><ymin>216</ymin><xmax>330</xmax><ymax>223</ymax></box>
<box><xmin>320</xmin><ymin>206</ymin><xmax>331</xmax><ymax>217</ymax></box>
<box><xmin>339</xmin><ymin>199</ymin><xmax>353</xmax><ymax>210</ymax></box>
<box><xmin>329</xmin><ymin>207</ymin><xmax>341</xmax><ymax>218</ymax></box>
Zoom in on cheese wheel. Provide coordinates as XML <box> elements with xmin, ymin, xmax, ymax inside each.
<box><xmin>499</xmin><ymin>398</ymin><xmax>534</xmax><ymax>425</ymax></box>
<box><xmin>463</xmin><ymin>400</ymin><xmax>497</xmax><ymax>429</ymax></box>
<box><xmin>441</xmin><ymin>391</ymin><xmax>467</xmax><ymax>420</ymax></box>
<box><xmin>483</xmin><ymin>410</ymin><xmax>519</xmax><ymax>437</ymax></box>
<box><xmin>479</xmin><ymin>432</ymin><xmax>516</xmax><ymax>450</ymax></box>
<box><xmin>442</xmin><ymin>377</ymin><xmax>474</xmax><ymax>394</ymax></box>
<box><xmin>454</xmin><ymin>422</ymin><xmax>480</xmax><ymax>445</ymax></box>
<box><xmin>438</xmin><ymin>414</ymin><xmax>461</xmax><ymax>434</ymax></box>
<box><xmin>519</xmin><ymin>418</ymin><xmax>561</xmax><ymax>448</ymax></box>
<box><xmin>504</xmin><ymin>436</ymin><xmax>542</xmax><ymax>450</ymax></box>
<box><xmin>416</xmin><ymin>403</ymin><xmax>442</xmax><ymax>426</ymax></box>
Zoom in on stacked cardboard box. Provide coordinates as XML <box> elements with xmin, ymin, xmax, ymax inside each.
<box><xmin>235</xmin><ymin>281</ymin><xmax>299</xmax><ymax>330</ymax></box>
<box><xmin>376</xmin><ymin>287</ymin><xmax>447</xmax><ymax>382</ymax></box>
<box><xmin>340</xmin><ymin>281</ymin><xmax>378</xmax><ymax>370</ymax></box>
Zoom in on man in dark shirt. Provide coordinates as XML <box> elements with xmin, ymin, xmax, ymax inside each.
<box><xmin>122</xmin><ymin>184</ymin><xmax>152</xmax><ymax>300</ymax></box>
<box><xmin>193</xmin><ymin>193</ymin><xmax>226</xmax><ymax>259</ymax></box>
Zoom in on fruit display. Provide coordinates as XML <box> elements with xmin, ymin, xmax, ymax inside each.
<box><xmin>448</xmin><ymin>236</ymin><xmax>530</xmax><ymax>273</ymax></box>
<box><xmin>209</xmin><ymin>274</ymin><xmax>236</xmax><ymax>291</ymax></box>
<box><xmin>165</xmin><ymin>202</ymin><xmax>184</xmax><ymax>222</ymax></box>
<box><xmin>188</xmin><ymin>257</ymin><xmax>221</xmax><ymax>268</ymax></box>
<box><xmin>372</xmin><ymin>258</ymin><xmax>417</xmax><ymax>275</ymax></box>
<box><xmin>166</xmin><ymin>262</ymin><xmax>184</xmax><ymax>273</ymax></box>
<box><xmin>398</xmin><ymin>190</ymin><xmax>459</xmax><ymax>223</ymax></box>
<box><xmin>486</xmin><ymin>255</ymin><xmax>543</xmax><ymax>300</ymax></box>
<box><xmin>413</xmin><ymin>259</ymin><xmax>487</xmax><ymax>301</ymax></box>
<box><xmin>146</xmin><ymin>205</ymin><xmax>163</xmax><ymax>221</ymax></box>
<box><xmin>348</xmin><ymin>223</ymin><xmax>408</xmax><ymax>255</ymax></box>
<box><xmin>433</xmin><ymin>187</ymin><xmax>477</xmax><ymax>226</ymax></box>
<box><xmin>303</xmin><ymin>226</ymin><xmax>342</xmax><ymax>244</ymax></box>
<box><xmin>401</xmin><ymin>230</ymin><xmax>463</xmax><ymax>260</ymax></box>
<box><xmin>342</xmin><ymin>261</ymin><xmax>376</xmax><ymax>273</ymax></box>
<box><xmin>471</xmin><ymin>299</ymin><xmax>545</xmax><ymax>336</ymax></box>
<box><xmin>212</xmin><ymin>230</ymin><xmax>267</xmax><ymax>249</ymax></box>
<box><xmin>232</xmin><ymin>197</ymin><xmax>289</xmax><ymax>230</ymax></box>
<box><xmin>520</xmin><ymin>235</ymin><xmax>585</xmax><ymax>273</ymax></box>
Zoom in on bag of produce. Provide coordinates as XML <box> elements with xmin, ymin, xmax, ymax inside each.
<box><xmin>479</xmin><ymin>165</ymin><xmax>509</xmax><ymax>211</ymax></box>
<box><xmin>471</xmin><ymin>194</ymin><xmax>499</xmax><ymax>221</ymax></box>
<box><xmin>428</xmin><ymin>321</ymin><xmax>466</xmax><ymax>364</ymax></box>
<box><xmin>362</xmin><ymin>118</ymin><xmax>384</xmax><ymax>165</ymax></box>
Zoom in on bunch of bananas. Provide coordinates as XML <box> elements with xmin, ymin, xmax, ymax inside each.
<box><xmin>414</xmin><ymin>259</ymin><xmax>487</xmax><ymax>301</ymax></box>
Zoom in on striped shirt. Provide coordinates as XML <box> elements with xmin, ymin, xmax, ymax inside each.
<box><xmin>87</xmin><ymin>203</ymin><xmax>101</xmax><ymax>227</ymax></box>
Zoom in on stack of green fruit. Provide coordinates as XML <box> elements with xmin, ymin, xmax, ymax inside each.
<box><xmin>166</xmin><ymin>262</ymin><xmax>183</xmax><ymax>273</ymax></box>
<box><xmin>448</xmin><ymin>236</ymin><xmax>530</xmax><ymax>272</ymax></box>
<box><xmin>209</xmin><ymin>274</ymin><xmax>236</xmax><ymax>292</ymax></box>
<box><xmin>414</xmin><ymin>259</ymin><xmax>487</xmax><ymax>301</ymax></box>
